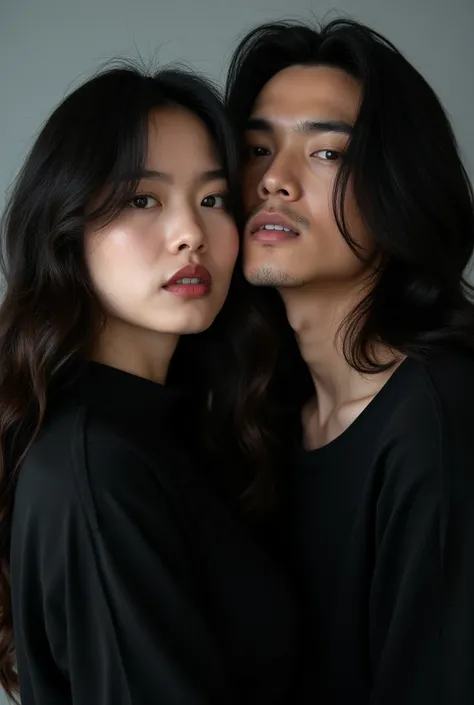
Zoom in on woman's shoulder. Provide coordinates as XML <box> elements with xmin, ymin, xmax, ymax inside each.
<box><xmin>23</xmin><ymin>393</ymin><xmax>137</xmax><ymax>465</ymax></box>
<box><xmin>18</xmin><ymin>383</ymin><xmax>198</xmax><ymax>516</ymax></box>
<box><xmin>15</xmin><ymin>396</ymin><xmax>155</xmax><ymax>516</ymax></box>
<box><xmin>10</xmin><ymin>395</ymin><xmax>192</xmax><ymax>598</ymax></box>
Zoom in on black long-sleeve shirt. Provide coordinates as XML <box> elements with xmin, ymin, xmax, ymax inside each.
<box><xmin>10</xmin><ymin>362</ymin><xmax>300</xmax><ymax>705</ymax></box>
<box><xmin>288</xmin><ymin>347</ymin><xmax>474</xmax><ymax>704</ymax></box>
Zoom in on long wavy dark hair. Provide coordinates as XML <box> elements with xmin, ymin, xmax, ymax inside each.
<box><xmin>0</xmin><ymin>63</ymin><xmax>280</xmax><ymax>699</ymax></box>
<box><xmin>226</xmin><ymin>19</ymin><xmax>474</xmax><ymax>379</ymax></box>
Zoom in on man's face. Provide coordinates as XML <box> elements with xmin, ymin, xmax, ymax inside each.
<box><xmin>243</xmin><ymin>64</ymin><xmax>373</xmax><ymax>290</ymax></box>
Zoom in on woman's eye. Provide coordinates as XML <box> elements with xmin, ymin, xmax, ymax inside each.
<box><xmin>311</xmin><ymin>149</ymin><xmax>342</xmax><ymax>161</ymax></box>
<box><xmin>201</xmin><ymin>194</ymin><xmax>227</xmax><ymax>209</ymax></box>
<box><xmin>129</xmin><ymin>194</ymin><xmax>159</xmax><ymax>209</ymax></box>
<box><xmin>252</xmin><ymin>146</ymin><xmax>270</xmax><ymax>157</ymax></box>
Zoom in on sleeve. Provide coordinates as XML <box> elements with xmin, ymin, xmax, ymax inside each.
<box><xmin>369</xmin><ymin>406</ymin><xmax>474</xmax><ymax>705</ymax></box>
<box><xmin>11</xmin><ymin>428</ymin><xmax>234</xmax><ymax>705</ymax></box>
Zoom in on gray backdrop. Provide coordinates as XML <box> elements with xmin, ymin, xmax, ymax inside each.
<box><xmin>0</xmin><ymin>0</ymin><xmax>473</xmax><ymax>702</ymax></box>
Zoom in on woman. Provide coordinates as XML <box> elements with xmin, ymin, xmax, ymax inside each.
<box><xmin>0</xmin><ymin>65</ymin><xmax>298</xmax><ymax>704</ymax></box>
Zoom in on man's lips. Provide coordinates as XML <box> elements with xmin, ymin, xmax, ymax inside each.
<box><xmin>246</xmin><ymin>211</ymin><xmax>300</xmax><ymax>242</ymax></box>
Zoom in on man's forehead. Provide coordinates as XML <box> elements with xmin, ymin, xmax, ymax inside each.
<box><xmin>251</xmin><ymin>65</ymin><xmax>361</xmax><ymax>125</ymax></box>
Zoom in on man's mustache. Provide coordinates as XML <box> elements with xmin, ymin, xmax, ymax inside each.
<box><xmin>246</xmin><ymin>204</ymin><xmax>310</xmax><ymax>231</ymax></box>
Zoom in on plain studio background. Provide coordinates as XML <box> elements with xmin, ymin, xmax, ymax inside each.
<box><xmin>0</xmin><ymin>0</ymin><xmax>473</xmax><ymax>701</ymax></box>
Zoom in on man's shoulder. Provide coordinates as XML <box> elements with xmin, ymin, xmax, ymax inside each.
<box><xmin>397</xmin><ymin>346</ymin><xmax>474</xmax><ymax>420</ymax></box>
<box><xmin>379</xmin><ymin>346</ymin><xmax>474</xmax><ymax>469</ymax></box>
<box><xmin>421</xmin><ymin>344</ymin><xmax>474</xmax><ymax>387</ymax></box>
<box><xmin>368</xmin><ymin>347</ymin><xmax>474</xmax><ymax>513</ymax></box>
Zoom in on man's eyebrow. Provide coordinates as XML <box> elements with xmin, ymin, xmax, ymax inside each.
<box><xmin>295</xmin><ymin>119</ymin><xmax>353</xmax><ymax>135</ymax></box>
<box><xmin>246</xmin><ymin>117</ymin><xmax>274</xmax><ymax>132</ymax></box>
<box><xmin>246</xmin><ymin>117</ymin><xmax>353</xmax><ymax>135</ymax></box>
<box><xmin>135</xmin><ymin>168</ymin><xmax>226</xmax><ymax>185</ymax></box>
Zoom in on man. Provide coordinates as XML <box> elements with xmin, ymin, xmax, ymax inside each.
<box><xmin>226</xmin><ymin>19</ymin><xmax>474</xmax><ymax>704</ymax></box>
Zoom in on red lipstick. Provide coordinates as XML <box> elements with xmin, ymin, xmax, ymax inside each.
<box><xmin>163</xmin><ymin>264</ymin><xmax>212</xmax><ymax>299</ymax></box>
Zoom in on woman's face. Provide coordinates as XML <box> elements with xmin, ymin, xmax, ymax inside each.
<box><xmin>84</xmin><ymin>106</ymin><xmax>239</xmax><ymax>338</ymax></box>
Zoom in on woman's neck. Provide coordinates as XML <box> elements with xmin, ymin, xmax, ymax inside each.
<box><xmin>91</xmin><ymin>316</ymin><xmax>179</xmax><ymax>384</ymax></box>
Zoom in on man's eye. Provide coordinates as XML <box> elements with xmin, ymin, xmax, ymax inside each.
<box><xmin>311</xmin><ymin>150</ymin><xmax>342</xmax><ymax>161</ymax></box>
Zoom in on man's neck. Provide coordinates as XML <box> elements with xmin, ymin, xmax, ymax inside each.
<box><xmin>280</xmin><ymin>281</ymin><xmax>402</xmax><ymax>448</ymax></box>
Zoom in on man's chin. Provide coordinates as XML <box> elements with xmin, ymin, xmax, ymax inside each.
<box><xmin>244</xmin><ymin>264</ymin><xmax>300</xmax><ymax>288</ymax></box>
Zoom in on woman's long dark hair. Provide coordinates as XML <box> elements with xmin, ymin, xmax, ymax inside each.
<box><xmin>0</xmin><ymin>63</ymin><xmax>279</xmax><ymax>699</ymax></box>
<box><xmin>226</xmin><ymin>19</ymin><xmax>474</xmax><ymax>378</ymax></box>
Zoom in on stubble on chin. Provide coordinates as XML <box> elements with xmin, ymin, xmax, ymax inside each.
<box><xmin>244</xmin><ymin>264</ymin><xmax>303</xmax><ymax>288</ymax></box>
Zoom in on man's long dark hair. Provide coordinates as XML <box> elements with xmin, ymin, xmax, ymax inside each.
<box><xmin>226</xmin><ymin>19</ymin><xmax>474</xmax><ymax>377</ymax></box>
<box><xmin>0</xmin><ymin>64</ymin><xmax>279</xmax><ymax>699</ymax></box>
